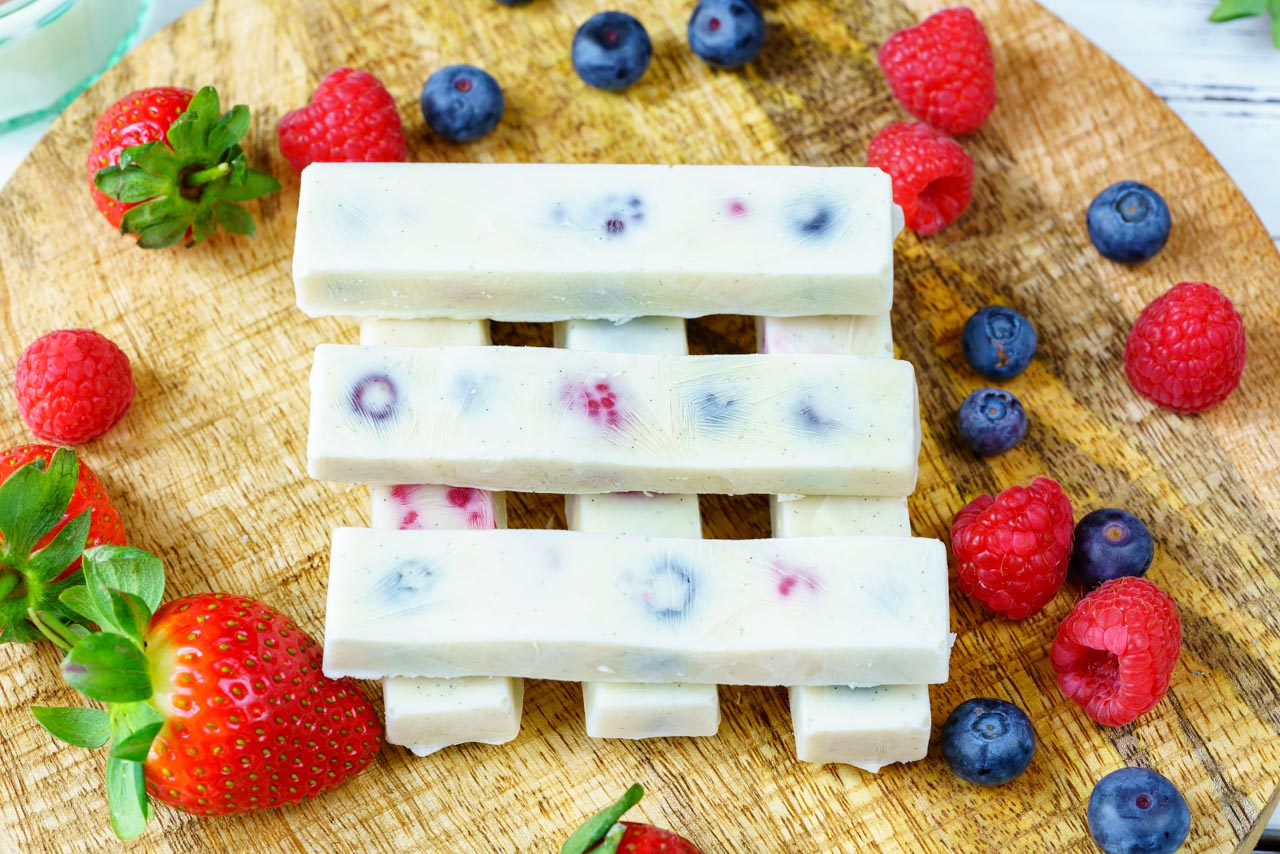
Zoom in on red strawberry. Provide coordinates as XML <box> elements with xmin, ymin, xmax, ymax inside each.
<box><xmin>877</xmin><ymin>7</ymin><xmax>997</xmax><ymax>136</ymax></box>
<box><xmin>950</xmin><ymin>477</ymin><xmax>1075</xmax><ymax>619</ymax></box>
<box><xmin>0</xmin><ymin>448</ymin><xmax>123</xmax><ymax>643</ymax></box>
<box><xmin>31</xmin><ymin>549</ymin><xmax>380</xmax><ymax>839</ymax></box>
<box><xmin>88</xmin><ymin>86</ymin><xmax>280</xmax><ymax>248</ymax></box>
<box><xmin>277</xmin><ymin>68</ymin><xmax>408</xmax><ymax>172</ymax></box>
<box><xmin>1051</xmin><ymin>576</ymin><xmax>1181</xmax><ymax>726</ymax></box>
<box><xmin>561</xmin><ymin>785</ymin><xmax>703</xmax><ymax>854</ymax></box>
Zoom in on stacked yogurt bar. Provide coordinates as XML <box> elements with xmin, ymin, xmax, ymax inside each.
<box><xmin>295</xmin><ymin>163</ymin><xmax>950</xmax><ymax>770</ymax></box>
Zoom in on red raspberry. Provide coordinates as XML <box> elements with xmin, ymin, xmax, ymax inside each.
<box><xmin>15</xmin><ymin>330</ymin><xmax>135</xmax><ymax>445</ymax></box>
<box><xmin>1123</xmin><ymin>282</ymin><xmax>1246</xmax><ymax>413</ymax></box>
<box><xmin>867</xmin><ymin>121</ymin><xmax>974</xmax><ymax>236</ymax></box>
<box><xmin>277</xmin><ymin>68</ymin><xmax>407</xmax><ymax>172</ymax></box>
<box><xmin>1051</xmin><ymin>576</ymin><xmax>1181</xmax><ymax>726</ymax></box>
<box><xmin>950</xmin><ymin>477</ymin><xmax>1074</xmax><ymax>619</ymax></box>
<box><xmin>877</xmin><ymin>7</ymin><xmax>996</xmax><ymax>136</ymax></box>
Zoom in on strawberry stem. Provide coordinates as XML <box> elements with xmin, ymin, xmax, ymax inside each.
<box><xmin>185</xmin><ymin>162</ymin><xmax>230</xmax><ymax>187</ymax></box>
<box><xmin>28</xmin><ymin>608</ymin><xmax>78</xmax><ymax>653</ymax></box>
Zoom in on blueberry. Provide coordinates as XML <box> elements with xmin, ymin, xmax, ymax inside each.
<box><xmin>1069</xmin><ymin>508</ymin><xmax>1155</xmax><ymax>587</ymax></box>
<box><xmin>640</xmin><ymin>561</ymin><xmax>698</xmax><ymax>622</ymax></box>
<box><xmin>957</xmin><ymin>388</ymin><xmax>1027</xmax><ymax>455</ymax></box>
<box><xmin>1087</xmin><ymin>768</ymin><xmax>1190</xmax><ymax>854</ymax></box>
<box><xmin>1087</xmin><ymin>181</ymin><xmax>1172</xmax><ymax>264</ymax></box>
<box><xmin>961</xmin><ymin>305</ymin><xmax>1037</xmax><ymax>380</ymax></box>
<box><xmin>350</xmin><ymin>374</ymin><xmax>398</xmax><ymax>421</ymax></box>
<box><xmin>572</xmin><ymin>11</ymin><xmax>653</xmax><ymax>91</ymax></box>
<box><xmin>939</xmin><ymin>698</ymin><xmax>1036</xmax><ymax>786</ymax></box>
<box><xmin>687</xmin><ymin>0</ymin><xmax>766</xmax><ymax>69</ymax></box>
<box><xmin>421</xmin><ymin>65</ymin><xmax>505</xmax><ymax>143</ymax></box>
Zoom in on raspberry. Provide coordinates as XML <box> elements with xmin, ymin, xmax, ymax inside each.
<box><xmin>1123</xmin><ymin>282</ymin><xmax>1246</xmax><ymax>413</ymax></box>
<box><xmin>867</xmin><ymin>121</ymin><xmax>974</xmax><ymax>236</ymax></box>
<box><xmin>877</xmin><ymin>7</ymin><xmax>996</xmax><ymax>136</ymax></box>
<box><xmin>950</xmin><ymin>477</ymin><xmax>1074</xmax><ymax>619</ymax></box>
<box><xmin>277</xmin><ymin>68</ymin><xmax>407</xmax><ymax>172</ymax></box>
<box><xmin>1051</xmin><ymin>577</ymin><xmax>1181</xmax><ymax>727</ymax></box>
<box><xmin>15</xmin><ymin>330</ymin><xmax>134</xmax><ymax>445</ymax></box>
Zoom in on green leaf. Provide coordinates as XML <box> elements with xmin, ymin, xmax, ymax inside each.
<box><xmin>60</xmin><ymin>584</ymin><xmax>104</xmax><ymax>627</ymax></box>
<box><xmin>109</xmin><ymin>721</ymin><xmax>162</xmax><ymax>762</ymax></box>
<box><xmin>25</xmin><ymin>510</ymin><xmax>91</xmax><ymax>584</ymax></box>
<box><xmin>1209</xmin><ymin>0</ymin><xmax>1267</xmax><ymax>19</ymax></box>
<box><xmin>206</xmin><ymin>104</ymin><xmax>250</xmax><ymax>160</ymax></box>
<box><xmin>0</xmin><ymin>448</ymin><xmax>78</xmax><ymax>559</ymax></box>
<box><xmin>84</xmin><ymin>545</ymin><xmax>164</xmax><ymax>614</ymax></box>
<box><xmin>228</xmin><ymin>151</ymin><xmax>248</xmax><ymax>186</ymax></box>
<box><xmin>168</xmin><ymin>86</ymin><xmax>220</xmax><ymax>160</ymax></box>
<box><xmin>31</xmin><ymin>705</ymin><xmax>110</xmax><ymax>748</ymax></box>
<box><xmin>62</xmin><ymin>633</ymin><xmax>152</xmax><ymax>703</ymax></box>
<box><xmin>190</xmin><ymin>207</ymin><xmax>217</xmax><ymax>246</ymax></box>
<box><xmin>213</xmin><ymin>201</ymin><xmax>256</xmax><ymax>236</ymax></box>
<box><xmin>106</xmin><ymin>756</ymin><xmax>151</xmax><ymax>840</ymax></box>
<box><xmin>93</xmin><ymin>166</ymin><xmax>130</xmax><ymax>200</ymax></box>
<box><xmin>136</xmin><ymin>217</ymin><xmax>192</xmax><ymax>250</ymax></box>
<box><xmin>560</xmin><ymin>785</ymin><xmax>645</xmax><ymax>854</ymax></box>
<box><xmin>0</xmin><ymin>616</ymin><xmax>41</xmax><ymax>644</ymax></box>
<box><xmin>215</xmin><ymin>168</ymin><xmax>280</xmax><ymax>202</ymax></box>
<box><xmin>125</xmin><ymin>142</ymin><xmax>182</xmax><ymax>182</ymax></box>
<box><xmin>107</xmin><ymin>589</ymin><xmax>151</xmax><ymax>644</ymax></box>
<box><xmin>1271</xmin><ymin>0</ymin><xmax>1280</xmax><ymax>46</ymax></box>
<box><xmin>111</xmin><ymin>169</ymin><xmax>172</xmax><ymax>204</ymax></box>
<box><xmin>119</xmin><ymin>197</ymin><xmax>178</xmax><ymax>235</ymax></box>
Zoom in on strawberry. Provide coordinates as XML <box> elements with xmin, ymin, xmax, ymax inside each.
<box><xmin>88</xmin><ymin>86</ymin><xmax>280</xmax><ymax>248</ymax></box>
<box><xmin>0</xmin><ymin>447</ymin><xmax>124</xmax><ymax>643</ymax></box>
<box><xmin>30</xmin><ymin>548</ymin><xmax>381</xmax><ymax>839</ymax></box>
<box><xmin>561</xmin><ymin>785</ymin><xmax>703</xmax><ymax>854</ymax></box>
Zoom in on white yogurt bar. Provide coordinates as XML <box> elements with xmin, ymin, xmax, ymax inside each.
<box><xmin>364</xmin><ymin>318</ymin><xmax>523</xmax><ymax>758</ymax></box>
<box><xmin>294</xmin><ymin>163</ymin><xmax>896</xmax><ymax>321</ymax></box>
<box><xmin>758</xmin><ymin>313</ymin><xmax>933</xmax><ymax>771</ymax></box>
<box><xmin>560</xmin><ymin>317</ymin><xmax>719</xmax><ymax>740</ymax></box>
<box><xmin>308</xmin><ymin>345</ymin><xmax>921</xmax><ymax>496</ymax></box>
<box><xmin>323</xmin><ymin>528</ymin><xmax>950</xmax><ymax>686</ymax></box>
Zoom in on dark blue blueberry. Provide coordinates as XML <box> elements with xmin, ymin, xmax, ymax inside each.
<box><xmin>572</xmin><ymin>11</ymin><xmax>653</xmax><ymax>92</ymax></box>
<box><xmin>1087</xmin><ymin>768</ymin><xmax>1190</xmax><ymax>854</ymax></box>
<box><xmin>961</xmin><ymin>305</ymin><xmax>1038</xmax><ymax>380</ymax></box>
<box><xmin>939</xmin><ymin>698</ymin><xmax>1036</xmax><ymax>786</ymax></box>
<box><xmin>639</xmin><ymin>561</ymin><xmax>698</xmax><ymax>622</ymax></box>
<box><xmin>350</xmin><ymin>374</ymin><xmax>398</xmax><ymax>421</ymax></box>
<box><xmin>957</xmin><ymin>388</ymin><xmax>1027</xmax><ymax>456</ymax></box>
<box><xmin>376</xmin><ymin>560</ymin><xmax>436</xmax><ymax>602</ymax></box>
<box><xmin>687</xmin><ymin>0</ymin><xmax>766</xmax><ymax>69</ymax></box>
<box><xmin>1069</xmin><ymin>508</ymin><xmax>1155</xmax><ymax>588</ymax></box>
<box><xmin>1087</xmin><ymin>181</ymin><xmax>1172</xmax><ymax>264</ymax></box>
<box><xmin>421</xmin><ymin>65</ymin><xmax>505</xmax><ymax>143</ymax></box>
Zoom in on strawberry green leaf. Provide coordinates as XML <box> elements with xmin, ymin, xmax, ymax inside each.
<box><xmin>207</xmin><ymin>104</ymin><xmax>250</xmax><ymax>159</ymax></box>
<box><xmin>107</xmin><ymin>589</ymin><xmax>152</xmax><ymax>644</ymax></box>
<box><xmin>228</xmin><ymin>151</ymin><xmax>248</xmax><ymax>186</ymax></box>
<box><xmin>215</xmin><ymin>168</ymin><xmax>281</xmax><ymax>202</ymax></box>
<box><xmin>25</xmin><ymin>510</ymin><xmax>91</xmax><ymax>584</ymax></box>
<box><xmin>106</xmin><ymin>756</ymin><xmax>151</xmax><ymax>840</ymax></box>
<box><xmin>137</xmin><ymin>217</ymin><xmax>191</xmax><ymax>249</ymax></box>
<box><xmin>59</xmin><ymin>585</ymin><xmax>104</xmax><ymax>627</ymax></box>
<box><xmin>0</xmin><ymin>447</ymin><xmax>77</xmax><ymax>559</ymax></box>
<box><xmin>560</xmin><ymin>784</ymin><xmax>645</xmax><ymax>854</ymax></box>
<box><xmin>0</xmin><ymin>617</ymin><xmax>42</xmax><ymax>644</ymax></box>
<box><xmin>112</xmin><ymin>171</ymin><xmax>175</xmax><ymax>204</ymax></box>
<box><xmin>167</xmin><ymin>86</ymin><xmax>220</xmax><ymax>159</ymax></box>
<box><xmin>118</xmin><ymin>198</ymin><xmax>176</xmax><ymax>234</ymax></box>
<box><xmin>190</xmin><ymin>207</ymin><xmax>217</xmax><ymax>246</ymax></box>
<box><xmin>1209</xmin><ymin>0</ymin><xmax>1267</xmax><ymax>20</ymax></box>
<box><xmin>214</xmin><ymin>201</ymin><xmax>256</xmax><ymax>236</ymax></box>
<box><xmin>31</xmin><ymin>705</ymin><xmax>111</xmax><ymax>748</ymax></box>
<box><xmin>109</xmin><ymin>721</ymin><xmax>162</xmax><ymax>763</ymax></box>
<box><xmin>84</xmin><ymin>546</ymin><xmax>164</xmax><ymax>612</ymax></box>
<box><xmin>1271</xmin><ymin>0</ymin><xmax>1280</xmax><ymax>45</ymax></box>
<box><xmin>63</xmin><ymin>632</ymin><xmax>152</xmax><ymax>703</ymax></box>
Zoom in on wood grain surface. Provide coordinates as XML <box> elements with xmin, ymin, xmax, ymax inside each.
<box><xmin>1</xmin><ymin>0</ymin><xmax>1279</xmax><ymax>850</ymax></box>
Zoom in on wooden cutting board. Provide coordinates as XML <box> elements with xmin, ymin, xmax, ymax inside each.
<box><xmin>2</xmin><ymin>0</ymin><xmax>1278</xmax><ymax>850</ymax></box>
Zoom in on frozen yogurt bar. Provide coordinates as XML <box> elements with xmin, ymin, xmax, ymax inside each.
<box><xmin>308</xmin><ymin>345</ymin><xmax>921</xmax><ymax>496</ymax></box>
<box><xmin>323</xmin><ymin>528</ymin><xmax>950</xmax><ymax>686</ymax></box>
<box><xmin>293</xmin><ymin>163</ymin><xmax>896</xmax><ymax>321</ymax></box>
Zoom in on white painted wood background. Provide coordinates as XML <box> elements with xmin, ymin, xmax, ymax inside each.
<box><xmin>1</xmin><ymin>0</ymin><xmax>1277</xmax><ymax>841</ymax></box>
